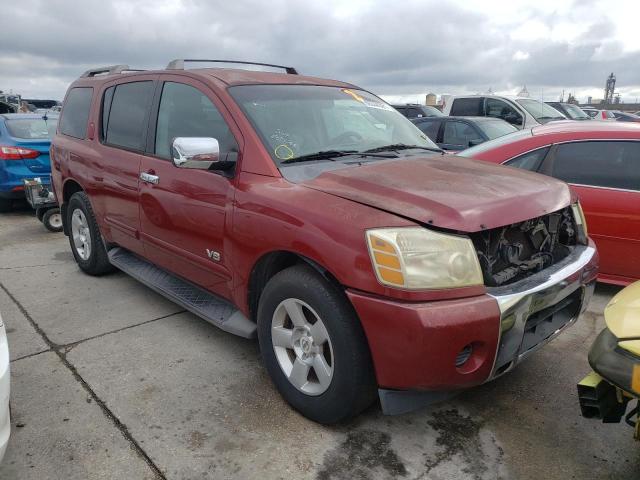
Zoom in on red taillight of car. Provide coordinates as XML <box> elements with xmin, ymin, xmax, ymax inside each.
<box><xmin>0</xmin><ymin>145</ymin><xmax>41</xmax><ymax>160</ymax></box>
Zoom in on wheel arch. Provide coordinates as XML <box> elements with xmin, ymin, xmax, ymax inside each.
<box><xmin>247</xmin><ymin>250</ymin><xmax>344</xmax><ymax>323</ymax></box>
<box><xmin>60</xmin><ymin>178</ymin><xmax>85</xmax><ymax>236</ymax></box>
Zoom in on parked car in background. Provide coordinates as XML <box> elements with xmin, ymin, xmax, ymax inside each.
<box><xmin>0</xmin><ymin>113</ymin><xmax>57</xmax><ymax>212</ymax></box>
<box><xmin>460</xmin><ymin>121</ymin><xmax>640</xmax><ymax>285</ymax></box>
<box><xmin>23</xmin><ymin>99</ymin><xmax>61</xmax><ymax>111</ymax></box>
<box><xmin>443</xmin><ymin>95</ymin><xmax>565</xmax><ymax>129</ymax></box>
<box><xmin>582</xmin><ymin>107</ymin><xmax>616</xmax><ymax>121</ymax></box>
<box><xmin>545</xmin><ymin>102</ymin><xmax>591</xmax><ymax>121</ymax></box>
<box><xmin>392</xmin><ymin>104</ymin><xmax>443</xmax><ymax>119</ymax></box>
<box><xmin>0</xmin><ymin>312</ymin><xmax>10</xmax><ymax>463</ymax></box>
<box><xmin>611</xmin><ymin>111</ymin><xmax>640</xmax><ymax>123</ymax></box>
<box><xmin>51</xmin><ymin>60</ymin><xmax>597</xmax><ymax>423</ymax></box>
<box><xmin>412</xmin><ymin>116</ymin><xmax>517</xmax><ymax>151</ymax></box>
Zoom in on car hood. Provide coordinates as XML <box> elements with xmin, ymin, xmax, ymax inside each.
<box><xmin>301</xmin><ymin>155</ymin><xmax>573</xmax><ymax>232</ymax></box>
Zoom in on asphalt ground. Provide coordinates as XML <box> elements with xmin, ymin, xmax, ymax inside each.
<box><xmin>0</xmin><ymin>207</ymin><xmax>637</xmax><ymax>480</ymax></box>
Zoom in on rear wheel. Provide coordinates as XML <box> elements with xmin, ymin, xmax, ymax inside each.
<box><xmin>67</xmin><ymin>192</ymin><xmax>114</xmax><ymax>275</ymax></box>
<box><xmin>257</xmin><ymin>264</ymin><xmax>376</xmax><ymax>424</ymax></box>
<box><xmin>42</xmin><ymin>208</ymin><xmax>63</xmax><ymax>232</ymax></box>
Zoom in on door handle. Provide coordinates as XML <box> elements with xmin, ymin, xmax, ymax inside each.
<box><xmin>140</xmin><ymin>172</ymin><xmax>159</xmax><ymax>185</ymax></box>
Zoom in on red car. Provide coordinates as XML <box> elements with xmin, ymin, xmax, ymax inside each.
<box><xmin>460</xmin><ymin>121</ymin><xmax>639</xmax><ymax>285</ymax></box>
<box><xmin>51</xmin><ymin>61</ymin><xmax>597</xmax><ymax>423</ymax></box>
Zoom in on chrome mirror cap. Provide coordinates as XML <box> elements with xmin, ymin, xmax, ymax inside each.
<box><xmin>172</xmin><ymin>137</ymin><xmax>220</xmax><ymax>169</ymax></box>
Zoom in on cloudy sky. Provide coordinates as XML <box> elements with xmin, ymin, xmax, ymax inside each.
<box><xmin>2</xmin><ymin>0</ymin><xmax>640</xmax><ymax>104</ymax></box>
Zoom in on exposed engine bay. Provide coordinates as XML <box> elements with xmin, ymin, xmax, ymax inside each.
<box><xmin>469</xmin><ymin>206</ymin><xmax>578</xmax><ymax>287</ymax></box>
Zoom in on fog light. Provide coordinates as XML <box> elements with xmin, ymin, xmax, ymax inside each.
<box><xmin>455</xmin><ymin>344</ymin><xmax>473</xmax><ymax>367</ymax></box>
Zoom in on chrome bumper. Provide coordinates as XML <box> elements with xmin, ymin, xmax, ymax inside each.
<box><xmin>486</xmin><ymin>244</ymin><xmax>598</xmax><ymax>380</ymax></box>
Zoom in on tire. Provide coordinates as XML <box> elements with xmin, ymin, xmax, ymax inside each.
<box><xmin>67</xmin><ymin>192</ymin><xmax>115</xmax><ymax>275</ymax></box>
<box><xmin>36</xmin><ymin>208</ymin><xmax>46</xmax><ymax>221</ymax></box>
<box><xmin>0</xmin><ymin>198</ymin><xmax>11</xmax><ymax>213</ymax></box>
<box><xmin>257</xmin><ymin>264</ymin><xmax>376</xmax><ymax>424</ymax></box>
<box><xmin>42</xmin><ymin>208</ymin><xmax>63</xmax><ymax>232</ymax></box>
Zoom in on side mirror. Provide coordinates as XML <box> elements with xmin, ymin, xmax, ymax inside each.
<box><xmin>172</xmin><ymin>137</ymin><xmax>235</xmax><ymax>171</ymax></box>
<box><xmin>468</xmin><ymin>139</ymin><xmax>483</xmax><ymax>147</ymax></box>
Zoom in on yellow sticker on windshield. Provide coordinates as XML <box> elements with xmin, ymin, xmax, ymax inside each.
<box><xmin>274</xmin><ymin>144</ymin><xmax>294</xmax><ymax>160</ymax></box>
<box><xmin>632</xmin><ymin>365</ymin><xmax>640</xmax><ymax>394</ymax></box>
<box><xmin>342</xmin><ymin>89</ymin><xmax>365</xmax><ymax>103</ymax></box>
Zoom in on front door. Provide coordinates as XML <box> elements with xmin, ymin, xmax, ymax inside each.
<box><xmin>138</xmin><ymin>78</ymin><xmax>242</xmax><ymax>298</ymax></box>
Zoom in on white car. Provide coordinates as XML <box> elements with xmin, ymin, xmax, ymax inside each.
<box><xmin>442</xmin><ymin>94</ymin><xmax>566</xmax><ymax>129</ymax></box>
<box><xmin>581</xmin><ymin>107</ymin><xmax>616</xmax><ymax>121</ymax></box>
<box><xmin>0</xmin><ymin>313</ymin><xmax>9</xmax><ymax>462</ymax></box>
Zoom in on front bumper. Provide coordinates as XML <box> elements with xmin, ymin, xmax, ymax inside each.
<box><xmin>349</xmin><ymin>243</ymin><xmax>598</xmax><ymax>413</ymax></box>
<box><xmin>0</xmin><ymin>316</ymin><xmax>10</xmax><ymax>462</ymax></box>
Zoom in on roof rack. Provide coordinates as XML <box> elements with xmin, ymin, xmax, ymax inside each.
<box><xmin>165</xmin><ymin>59</ymin><xmax>298</xmax><ymax>75</ymax></box>
<box><xmin>80</xmin><ymin>65</ymin><xmax>146</xmax><ymax>78</ymax></box>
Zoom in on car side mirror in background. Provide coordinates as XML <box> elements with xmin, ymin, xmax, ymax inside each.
<box><xmin>468</xmin><ymin>139</ymin><xmax>482</xmax><ymax>147</ymax></box>
<box><xmin>172</xmin><ymin>137</ymin><xmax>235</xmax><ymax>172</ymax></box>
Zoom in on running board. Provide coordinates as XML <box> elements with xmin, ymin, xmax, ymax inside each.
<box><xmin>108</xmin><ymin>247</ymin><xmax>256</xmax><ymax>339</ymax></box>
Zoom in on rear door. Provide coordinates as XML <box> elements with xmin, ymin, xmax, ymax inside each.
<box><xmin>138</xmin><ymin>77</ymin><xmax>242</xmax><ymax>298</ymax></box>
<box><xmin>541</xmin><ymin>140</ymin><xmax>640</xmax><ymax>282</ymax></box>
<box><xmin>97</xmin><ymin>78</ymin><xmax>156</xmax><ymax>255</ymax></box>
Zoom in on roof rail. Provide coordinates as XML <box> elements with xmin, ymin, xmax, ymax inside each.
<box><xmin>165</xmin><ymin>59</ymin><xmax>298</xmax><ymax>75</ymax></box>
<box><xmin>80</xmin><ymin>65</ymin><xmax>141</xmax><ymax>78</ymax></box>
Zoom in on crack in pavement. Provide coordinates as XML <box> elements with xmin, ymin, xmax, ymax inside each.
<box><xmin>0</xmin><ymin>281</ymin><xmax>170</xmax><ymax>480</ymax></box>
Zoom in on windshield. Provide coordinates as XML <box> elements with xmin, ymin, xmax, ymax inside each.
<box><xmin>457</xmin><ymin>128</ymin><xmax>532</xmax><ymax>157</ymax></box>
<box><xmin>423</xmin><ymin>106</ymin><xmax>444</xmax><ymax>117</ymax></box>
<box><xmin>516</xmin><ymin>99</ymin><xmax>565</xmax><ymax>123</ymax></box>
<box><xmin>5</xmin><ymin>116</ymin><xmax>58</xmax><ymax>139</ymax></box>
<box><xmin>229</xmin><ymin>85</ymin><xmax>438</xmax><ymax>164</ymax></box>
<box><xmin>477</xmin><ymin>120</ymin><xmax>518</xmax><ymax>140</ymax></box>
<box><xmin>562</xmin><ymin>104</ymin><xmax>590</xmax><ymax>120</ymax></box>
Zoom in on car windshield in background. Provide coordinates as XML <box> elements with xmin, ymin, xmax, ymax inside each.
<box><xmin>457</xmin><ymin>128</ymin><xmax>533</xmax><ymax>157</ymax></box>
<box><xmin>516</xmin><ymin>99</ymin><xmax>565</xmax><ymax>123</ymax></box>
<box><xmin>477</xmin><ymin>120</ymin><xmax>518</xmax><ymax>140</ymax></box>
<box><xmin>229</xmin><ymin>85</ymin><xmax>437</xmax><ymax>164</ymax></box>
<box><xmin>562</xmin><ymin>104</ymin><xmax>590</xmax><ymax>120</ymax></box>
<box><xmin>5</xmin><ymin>116</ymin><xmax>58</xmax><ymax>139</ymax></box>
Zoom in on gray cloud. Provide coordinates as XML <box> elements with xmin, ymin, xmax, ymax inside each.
<box><xmin>1</xmin><ymin>0</ymin><xmax>639</xmax><ymax>101</ymax></box>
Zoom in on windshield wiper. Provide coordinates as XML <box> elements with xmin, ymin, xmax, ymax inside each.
<box><xmin>364</xmin><ymin>143</ymin><xmax>444</xmax><ymax>154</ymax></box>
<box><xmin>281</xmin><ymin>150</ymin><xmax>396</xmax><ymax>164</ymax></box>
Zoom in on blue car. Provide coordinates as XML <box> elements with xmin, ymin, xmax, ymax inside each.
<box><xmin>0</xmin><ymin>113</ymin><xmax>58</xmax><ymax>212</ymax></box>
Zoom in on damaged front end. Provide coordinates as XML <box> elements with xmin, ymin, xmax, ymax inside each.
<box><xmin>469</xmin><ymin>205</ymin><xmax>581</xmax><ymax>287</ymax></box>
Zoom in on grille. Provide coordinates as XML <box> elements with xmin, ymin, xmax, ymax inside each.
<box><xmin>469</xmin><ymin>206</ymin><xmax>578</xmax><ymax>287</ymax></box>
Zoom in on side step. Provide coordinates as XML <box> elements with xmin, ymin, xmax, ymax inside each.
<box><xmin>108</xmin><ymin>247</ymin><xmax>256</xmax><ymax>339</ymax></box>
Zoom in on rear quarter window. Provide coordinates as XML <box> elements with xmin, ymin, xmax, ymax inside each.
<box><xmin>450</xmin><ymin>98</ymin><xmax>483</xmax><ymax>116</ymax></box>
<box><xmin>59</xmin><ymin>87</ymin><xmax>93</xmax><ymax>139</ymax></box>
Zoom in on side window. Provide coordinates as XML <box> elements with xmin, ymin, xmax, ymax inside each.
<box><xmin>414</xmin><ymin>120</ymin><xmax>440</xmax><ymax>141</ymax></box>
<box><xmin>551</xmin><ymin>141</ymin><xmax>640</xmax><ymax>191</ymax></box>
<box><xmin>450</xmin><ymin>98</ymin><xmax>483</xmax><ymax>116</ymax></box>
<box><xmin>59</xmin><ymin>87</ymin><xmax>93</xmax><ymax>139</ymax></box>
<box><xmin>408</xmin><ymin>108</ymin><xmax>423</xmax><ymax>118</ymax></box>
<box><xmin>104</xmin><ymin>81</ymin><xmax>154</xmax><ymax>151</ymax></box>
<box><xmin>154</xmin><ymin>82</ymin><xmax>238</xmax><ymax>159</ymax></box>
<box><xmin>442</xmin><ymin>122</ymin><xmax>479</xmax><ymax>147</ymax></box>
<box><xmin>486</xmin><ymin>98</ymin><xmax>522</xmax><ymax>126</ymax></box>
<box><xmin>505</xmin><ymin>147</ymin><xmax>549</xmax><ymax>171</ymax></box>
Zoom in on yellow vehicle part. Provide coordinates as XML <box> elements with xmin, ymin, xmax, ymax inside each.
<box><xmin>605</xmin><ymin>281</ymin><xmax>640</xmax><ymax>356</ymax></box>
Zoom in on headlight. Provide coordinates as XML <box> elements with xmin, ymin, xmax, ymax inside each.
<box><xmin>366</xmin><ymin>227</ymin><xmax>484</xmax><ymax>290</ymax></box>
<box><xmin>571</xmin><ymin>201</ymin><xmax>588</xmax><ymax>240</ymax></box>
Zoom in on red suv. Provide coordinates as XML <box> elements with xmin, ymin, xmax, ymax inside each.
<box><xmin>51</xmin><ymin>60</ymin><xmax>598</xmax><ymax>423</ymax></box>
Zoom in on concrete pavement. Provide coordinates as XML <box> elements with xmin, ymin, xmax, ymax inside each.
<box><xmin>0</xmin><ymin>208</ymin><xmax>637</xmax><ymax>479</ymax></box>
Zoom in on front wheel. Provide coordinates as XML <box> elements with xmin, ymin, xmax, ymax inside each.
<box><xmin>67</xmin><ymin>192</ymin><xmax>115</xmax><ymax>275</ymax></box>
<box><xmin>257</xmin><ymin>264</ymin><xmax>376</xmax><ymax>424</ymax></box>
<box><xmin>42</xmin><ymin>208</ymin><xmax>63</xmax><ymax>232</ymax></box>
